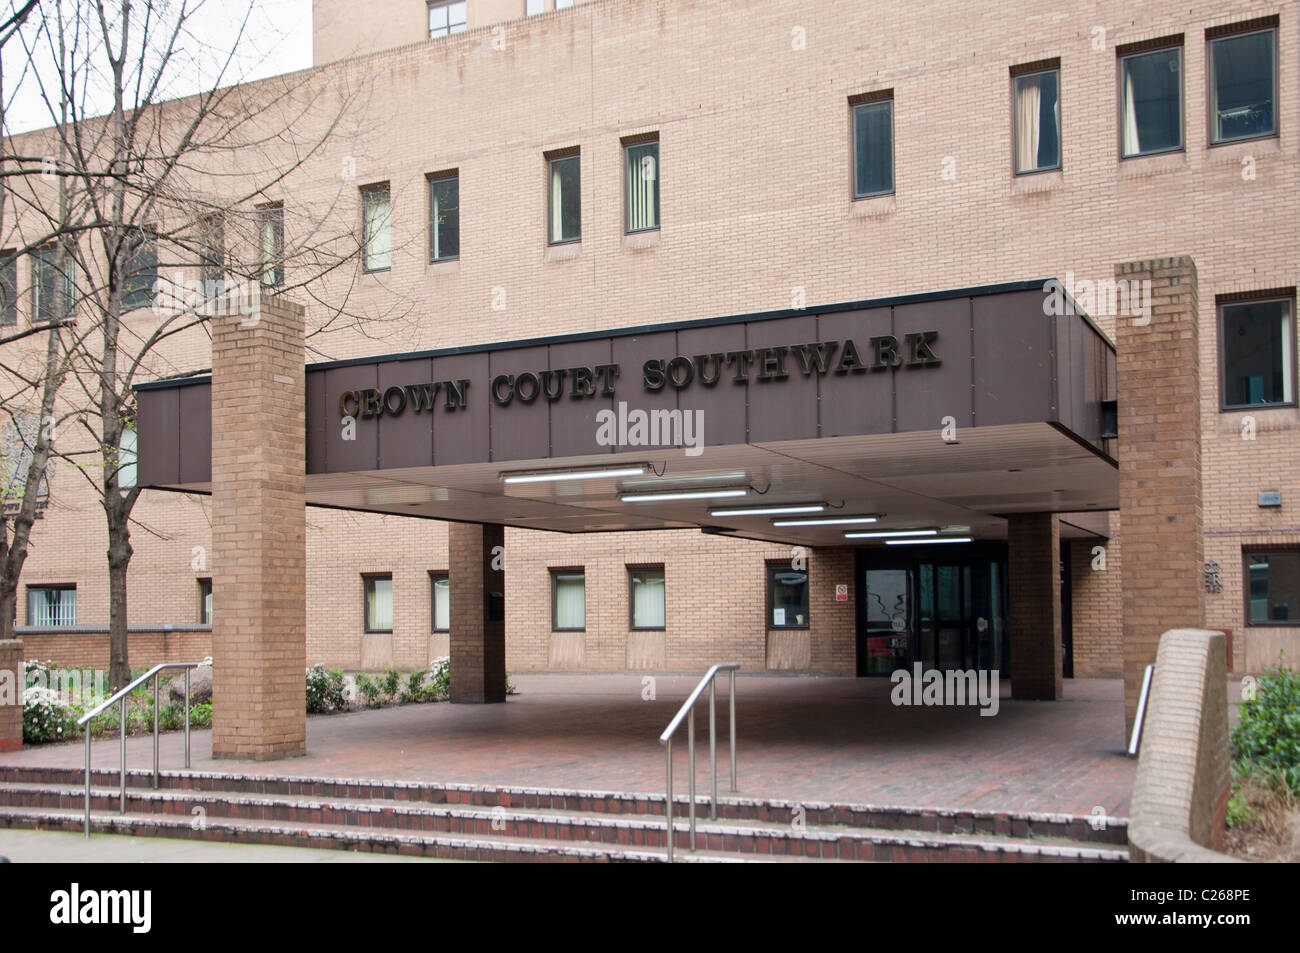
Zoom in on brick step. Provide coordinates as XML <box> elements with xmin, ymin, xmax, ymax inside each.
<box><xmin>0</xmin><ymin>765</ymin><xmax>1128</xmax><ymax>846</ymax></box>
<box><xmin>0</xmin><ymin>782</ymin><xmax>1127</xmax><ymax>862</ymax></box>
<box><xmin>0</xmin><ymin>804</ymin><xmax>818</xmax><ymax>863</ymax></box>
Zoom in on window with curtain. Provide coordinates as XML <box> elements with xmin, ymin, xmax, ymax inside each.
<box><xmin>548</xmin><ymin>152</ymin><xmax>581</xmax><ymax>244</ymax></box>
<box><xmin>122</xmin><ymin>229</ymin><xmax>157</xmax><ymax>311</ymax></box>
<box><xmin>31</xmin><ymin>245</ymin><xmax>77</xmax><ymax>321</ymax></box>
<box><xmin>1210</xmin><ymin>28</ymin><xmax>1276</xmax><ymax>144</ymax></box>
<box><xmin>768</xmin><ymin>564</ymin><xmax>809</xmax><ymax>628</ymax></box>
<box><xmin>28</xmin><ymin>586</ymin><xmax>75</xmax><ymax>627</ymax></box>
<box><xmin>852</xmin><ymin>98</ymin><xmax>893</xmax><ymax>197</ymax></box>
<box><xmin>552</xmin><ymin>570</ymin><xmax>586</xmax><ymax>630</ymax></box>
<box><xmin>361</xmin><ymin>184</ymin><xmax>392</xmax><ymax>272</ymax></box>
<box><xmin>624</xmin><ymin>140</ymin><xmax>659</xmax><ymax>232</ymax></box>
<box><xmin>1120</xmin><ymin>46</ymin><xmax>1182</xmax><ymax>157</ymax></box>
<box><xmin>430</xmin><ymin>572</ymin><xmax>450</xmax><ymax>631</ymax></box>
<box><xmin>428</xmin><ymin>172</ymin><xmax>459</xmax><ymax>262</ymax></box>
<box><xmin>1220</xmin><ymin>297</ymin><xmax>1294</xmax><ymax>408</ymax></box>
<box><xmin>258</xmin><ymin>203</ymin><xmax>284</xmax><ymax>288</ymax></box>
<box><xmin>0</xmin><ymin>252</ymin><xmax>15</xmax><ymax>326</ymax></box>
<box><xmin>199</xmin><ymin>578</ymin><xmax>213</xmax><ymax>625</ymax></box>
<box><xmin>1013</xmin><ymin>68</ymin><xmax>1060</xmax><ymax>173</ymax></box>
<box><xmin>428</xmin><ymin>1</ymin><xmax>467</xmax><ymax>38</ymax></box>
<box><xmin>364</xmin><ymin>575</ymin><xmax>394</xmax><ymax>633</ymax></box>
<box><xmin>629</xmin><ymin>567</ymin><xmax>665</xmax><ymax>629</ymax></box>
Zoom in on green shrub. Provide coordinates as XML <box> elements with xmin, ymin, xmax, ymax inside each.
<box><xmin>427</xmin><ymin>657</ymin><xmax>450</xmax><ymax>699</ymax></box>
<box><xmin>23</xmin><ymin>687</ymin><xmax>78</xmax><ymax>744</ymax></box>
<box><xmin>401</xmin><ymin>667</ymin><xmax>428</xmax><ymax>704</ymax></box>
<box><xmin>1232</xmin><ymin>661</ymin><xmax>1300</xmax><ymax>796</ymax></box>
<box><xmin>355</xmin><ymin>672</ymin><xmax>383</xmax><ymax>708</ymax></box>
<box><xmin>380</xmin><ymin>664</ymin><xmax>402</xmax><ymax>699</ymax></box>
<box><xmin>188</xmin><ymin>702</ymin><xmax>213</xmax><ymax>728</ymax></box>
<box><xmin>306</xmin><ymin>664</ymin><xmax>348</xmax><ymax>713</ymax></box>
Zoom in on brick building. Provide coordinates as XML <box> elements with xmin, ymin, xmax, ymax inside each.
<box><xmin>5</xmin><ymin>0</ymin><xmax>1298</xmax><ymax>751</ymax></box>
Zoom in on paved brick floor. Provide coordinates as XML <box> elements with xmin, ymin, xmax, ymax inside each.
<box><xmin>1</xmin><ymin>675</ymin><xmax>1137</xmax><ymax>816</ymax></box>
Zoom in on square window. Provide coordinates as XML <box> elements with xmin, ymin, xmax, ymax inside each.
<box><xmin>1245</xmin><ymin>551</ymin><xmax>1300</xmax><ymax>625</ymax></box>
<box><xmin>624</xmin><ymin>139</ymin><xmax>659</xmax><ymax>232</ymax></box>
<box><xmin>430</xmin><ymin>572</ymin><xmax>450</xmax><ymax>631</ymax></box>
<box><xmin>429</xmin><ymin>1</ymin><xmax>467</xmax><ymax>38</ymax></box>
<box><xmin>361</xmin><ymin>184</ymin><xmax>392</xmax><ymax>272</ymax></box>
<box><xmin>257</xmin><ymin>203</ymin><xmax>284</xmax><ymax>288</ymax></box>
<box><xmin>1219</xmin><ymin>297</ymin><xmax>1294</xmax><ymax>409</ymax></box>
<box><xmin>1210</xmin><ymin>28</ymin><xmax>1276</xmax><ymax>144</ymax></box>
<box><xmin>1120</xmin><ymin>46</ymin><xmax>1182</xmax><ymax>157</ymax></box>
<box><xmin>852</xmin><ymin>97</ymin><xmax>894</xmax><ymax>197</ymax></box>
<box><xmin>428</xmin><ymin>172</ymin><xmax>460</xmax><ymax>262</ymax></box>
<box><xmin>364</xmin><ymin>575</ymin><xmax>393</xmax><ymax>633</ymax></box>
<box><xmin>552</xmin><ymin>569</ymin><xmax>585</xmax><ymax>630</ymax></box>
<box><xmin>767</xmin><ymin>564</ymin><xmax>809</xmax><ymax>628</ymax></box>
<box><xmin>1013</xmin><ymin>69</ymin><xmax>1060</xmax><ymax>173</ymax></box>
<box><xmin>28</xmin><ymin>585</ymin><xmax>75</xmax><ymax>627</ymax></box>
<box><xmin>629</xmin><ymin>567</ymin><xmax>665</xmax><ymax>629</ymax></box>
<box><xmin>198</xmin><ymin>578</ymin><xmax>213</xmax><ymax>625</ymax></box>
<box><xmin>548</xmin><ymin>152</ymin><xmax>581</xmax><ymax>244</ymax></box>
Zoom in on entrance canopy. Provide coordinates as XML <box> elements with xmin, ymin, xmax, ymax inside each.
<box><xmin>135</xmin><ymin>280</ymin><xmax>1117</xmax><ymax>549</ymax></box>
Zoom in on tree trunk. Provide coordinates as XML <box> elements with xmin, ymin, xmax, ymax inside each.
<box><xmin>106</xmin><ymin>515</ymin><xmax>132</xmax><ymax>692</ymax></box>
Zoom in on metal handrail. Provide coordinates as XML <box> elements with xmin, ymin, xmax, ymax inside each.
<box><xmin>659</xmin><ymin>663</ymin><xmax>739</xmax><ymax>863</ymax></box>
<box><xmin>1127</xmin><ymin>663</ymin><xmax>1154</xmax><ymax>757</ymax></box>
<box><xmin>78</xmin><ymin>661</ymin><xmax>203</xmax><ymax>837</ymax></box>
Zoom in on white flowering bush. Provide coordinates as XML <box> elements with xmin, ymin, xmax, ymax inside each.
<box><xmin>305</xmin><ymin>663</ymin><xmax>348</xmax><ymax>713</ymax></box>
<box><xmin>23</xmin><ymin>685</ymin><xmax>78</xmax><ymax>744</ymax></box>
<box><xmin>427</xmin><ymin>657</ymin><xmax>451</xmax><ymax>698</ymax></box>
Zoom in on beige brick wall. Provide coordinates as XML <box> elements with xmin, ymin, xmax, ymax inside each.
<box><xmin>5</xmin><ymin>0</ymin><xmax>1299</xmax><ymax>678</ymax></box>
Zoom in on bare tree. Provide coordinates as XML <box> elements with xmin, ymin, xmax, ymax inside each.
<box><xmin>4</xmin><ymin>0</ymin><xmax>385</xmax><ymax>688</ymax></box>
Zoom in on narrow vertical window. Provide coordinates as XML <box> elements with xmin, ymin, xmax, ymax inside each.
<box><xmin>1209</xmin><ymin>24</ymin><xmax>1277</xmax><ymax>144</ymax></box>
<box><xmin>430</xmin><ymin>572</ymin><xmax>450</xmax><ymax>632</ymax></box>
<box><xmin>199</xmin><ymin>578</ymin><xmax>213</xmax><ymax>625</ymax></box>
<box><xmin>364</xmin><ymin>575</ymin><xmax>394</xmax><ymax>633</ymax></box>
<box><xmin>361</xmin><ymin>183</ymin><xmax>392</xmax><ymax>272</ymax></box>
<box><xmin>119</xmin><ymin>425</ymin><xmax>137</xmax><ymax>489</ymax></box>
<box><xmin>1119</xmin><ymin>43</ymin><xmax>1183</xmax><ymax>157</ymax></box>
<box><xmin>428</xmin><ymin>1</ymin><xmax>467</xmax><ymax>38</ymax></box>
<box><xmin>548</xmin><ymin>151</ymin><xmax>580</xmax><ymax>244</ymax></box>
<box><xmin>852</xmin><ymin>95</ymin><xmax>894</xmax><ymax>197</ymax></box>
<box><xmin>258</xmin><ymin>203</ymin><xmax>284</xmax><ymax>288</ymax></box>
<box><xmin>0</xmin><ymin>252</ymin><xmax>16</xmax><ymax>326</ymax></box>
<box><xmin>624</xmin><ymin>138</ymin><xmax>659</xmax><ymax>232</ymax></box>
<box><xmin>31</xmin><ymin>245</ymin><xmax>76</xmax><ymax>321</ymax></box>
<box><xmin>1013</xmin><ymin>66</ymin><xmax>1060</xmax><ymax>173</ymax></box>
<box><xmin>428</xmin><ymin>171</ymin><xmax>459</xmax><ymax>262</ymax></box>
<box><xmin>200</xmin><ymin>215</ymin><xmax>225</xmax><ymax>295</ymax></box>
<box><xmin>768</xmin><ymin>564</ymin><xmax>809</xmax><ymax>628</ymax></box>
<box><xmin>552</xmin><ymin>569</ymin><xmax>586</xmax><ymax>630</ymax></box>
<box><xmin>122</xmin><ymin>228</ymin><xmax>157</xmax><ymax>311</ymax></box>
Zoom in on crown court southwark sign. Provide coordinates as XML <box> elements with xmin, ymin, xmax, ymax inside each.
<box><xmin>334</xmin><ymin>332</ymin><xmax>941</xmax><ymax>420</ymax></box>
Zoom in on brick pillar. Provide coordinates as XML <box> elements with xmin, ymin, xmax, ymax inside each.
<box><xmin>449</xmin><ymin>522</ymin><xmax>506</xmax><ymax>703</ymax></box>
<box><xmin>0</xmin><ymin>640</ymin><xmax>22</xmax><ymax>752</ymax></box>
<box><xmin>1116</xmin><ymin>257</ymin><xmax>1204</xmax><ymax>737</ymax></box>
<box><xmin>1008</xmin><ymin>513</ymin><xmax>1062</xmax><ymax>700</ymax></box>
<box><xmin>210</xmin><ymin>297</ymin><xmax>307</xmax><ymax>760</ymax></box>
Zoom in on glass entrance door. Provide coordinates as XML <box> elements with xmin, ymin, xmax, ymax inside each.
<box><xmin>857</xmin><ymin>547</ymin><xmax>1008</xmax><ymax>676</ymax></box>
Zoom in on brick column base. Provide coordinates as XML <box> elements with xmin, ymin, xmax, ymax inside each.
<box><xmin>1008</xmin><ymin>513</ymin><xmax>1062</xmax><ymax>700</ymax></box>
<box><xmin>210</xmin><ymin>297</ymin><xmax>308</xmax><ymax>760</ymax></box>
<box><xmin>449</xmin><ymin>523</ymin><xmax>506</xmax><ymax>703</ymax></box>
<box><xmin>0</xmin><ymin>639</ymin><xmax>22</xmax><ymax>752</ymax></box>
<box><xmin>1117</xmin><ymin>256</ymin><xmax>1205</xmax><ymax>737</ymax></box>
